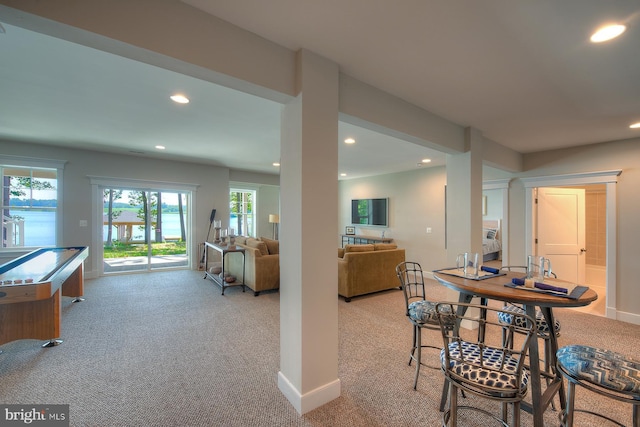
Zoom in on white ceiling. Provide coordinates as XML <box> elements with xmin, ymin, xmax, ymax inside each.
<box><xmin>1</xmin><ymin>1</ymin><xmax>639</xmax><ymax>179</ymax></box>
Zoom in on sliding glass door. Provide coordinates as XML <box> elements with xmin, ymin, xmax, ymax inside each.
<box><xmin>102</xmin><ymin>188</ymin><xmax>189</xmax><ymax>273</ymax></box>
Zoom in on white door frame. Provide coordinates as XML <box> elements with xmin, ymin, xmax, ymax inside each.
<box><xmin>521</xmin><ymin>170</ymin><xmax>622</xmax><ymax>320</ymax></box>
<box><xmin>483</xmin><ymin>179</ymin><xmax>512</xmax><ymax>266</ymax></box>
<box><xmin>88</xmin><ymin>175</ymin><xmax>198</xmax><ymax>277</ymax></box>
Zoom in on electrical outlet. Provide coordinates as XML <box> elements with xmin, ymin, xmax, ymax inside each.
<box><xmin>79</xmin><ymin>220</ymin><xmax>88</xmax><ymax>227</ymax></box>
<box><xmin>426</xmin><ymin>227</ymin><xmax>432</xmax><ymax>234</ymax></box>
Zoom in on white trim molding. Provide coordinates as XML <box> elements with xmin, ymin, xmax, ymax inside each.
<box><xmin>482</xmin><ymin>178</ymin><xmax>511</xmax><ymax>190</ymax></box>
<box><xmin>0</xmin><ymin>154</ymin><xmax>67</xmax><ymax>170</ymax></box>
<box><xmin>0</xmin><ymin>154</ymin><xmax>67</xmax><ymax>249</ymax></box>
<box><xmin>520</xmin><ymin>169</ymin><xmax>622</xmax><ymax>322</ymax></box>
<box><xmin>483</xmin><ymin>178</ymin><xmax>511</xmax><ymax>265</ymax></box>
<box><xmin>88</xmin><ymin>175</ymin><xmax>199</xmax><ymax>192</ymax></box>
<box><xmin>520</xmin><ymin>170</ymin><xmax>622</xmax><ymax>188</ymax></box>
<box><xmin>277</xmin><ymin>371</ymin><xmax>341</xmax><ymax>415</ymax></box>
<box><xmin>89</xmin><ymin>176</ymin><xmax>199</xmax><ymax>276</ymax></box>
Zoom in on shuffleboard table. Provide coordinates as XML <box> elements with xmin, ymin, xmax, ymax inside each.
<box><xmin>0</xmin><ymin>246</ymin><xmax>88</xmax><ymax>347</ymax></box>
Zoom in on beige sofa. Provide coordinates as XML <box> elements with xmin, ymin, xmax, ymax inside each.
<box><xmin>338</xmin><ymin>243</ymin><xmax>405</xmax><ymax>302</ymax></box>
<box><xmin>224</xmin><ymin>236</ymin><xmax>280</xmax><ymax>296</ymax></box>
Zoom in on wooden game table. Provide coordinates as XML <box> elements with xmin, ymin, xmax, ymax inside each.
<box><xmin>0</xmin><ymin>246</ymin><xmax>88</xmax><ymax>347</ymax></box>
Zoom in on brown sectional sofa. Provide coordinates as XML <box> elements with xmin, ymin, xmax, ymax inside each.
<box><xmin>225</xmin><ymin>236</ymin><xmax>280</xmax><ymax>296</ymax></box>
<box><xmin>338</xmin><ymin>243</ymin><xmax>406</xmax><ymax>302</ymax></box>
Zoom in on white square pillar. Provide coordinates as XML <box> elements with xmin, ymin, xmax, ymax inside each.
<box><xmin>278</xmin><ymin>49</ymin><xmax>340</xmax><ymax>414</ymax></box>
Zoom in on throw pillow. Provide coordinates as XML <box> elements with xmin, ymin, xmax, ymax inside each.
<box><xmin>260</xmin><ymin>237</ymin><xmax>279</xmax><ymax>254</ymax></box>
<box><xmin>246</xmin><ymin>238</ymin><xmax>269</xmax><ymax>256</ymax></box>
<box><xmin>235</xmin><ymin>236</ymin><xmax>247</xmax><ymax>245</ymax></box>
<box><xmin>344</xmin><ymin>244</ymin><xmax>374</xmax><ymax>253</ymax></box>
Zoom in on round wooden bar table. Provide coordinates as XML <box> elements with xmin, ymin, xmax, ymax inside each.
<box><xmin>433</xmin><ymin>270</ymin><xmax>598</xmax><ymax>427</ymax></box>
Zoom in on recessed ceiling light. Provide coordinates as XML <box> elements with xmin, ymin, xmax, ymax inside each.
<box><xmin>155</xmin><ymin>145</ymin><xmax>166</xmax><ymax>150</ymax></box>
<box><xmin>630</xmin><ymin>122</ymin><xmax>640</xmax><ymax>129</ymax></box>
<box><xmin>344</xmin><ymin>138</ymin><xmax>356</xmax><ymax>144</ymax></box>
<box><xmin>421</xmin><ymin>158</ymin><xmax>432</xmax><ymax>164</ymax></box>
<box><xmin>170</xmin><ymin>94</ymin><xmax>189</xmax><ymax>104</ymax></box>
<box><xmin>590</xmin><ymin>24</ymin><xmax>626</xmax><ymax>43</ymax></box>
<box><xmin>340</xmin><ymin>173</ymin><xmax>347</xmax><ymax>177</ymax></box>
<box><xmin>273</xmin><ymin>162</ymin><xmax>280</xmax><ymax>167</ymax></box>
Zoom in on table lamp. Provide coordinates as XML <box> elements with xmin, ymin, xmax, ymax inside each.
<box><xmin>269</xmin><ymin>214</ymin><xmax>279</xmax><ymax>240</ymax></box>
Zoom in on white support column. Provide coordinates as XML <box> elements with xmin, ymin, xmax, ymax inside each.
<box><xmin>446</xmin><ymin>127</ymin><xmax>484</xmax><ymax>261</ymax></box>
<box><xmin>278</xmin><ymin>49</ymin><xmax>340</xmax><ymax>414</ymax></box>
<box><xmin>444</xmin><ymin>128</ymin><xmax>485</xmax><ymax>309</ymax></box>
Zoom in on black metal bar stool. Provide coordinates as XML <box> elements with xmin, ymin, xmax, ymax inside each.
<box><xmin>497</xmin><ymin>266</ymin><xmax>563</xmax><ymax>410</ymax></box>
<box><xmin>556</xmin><ymin>345</ymin><xmax>640</xmax><ymax>427</ymax></box>
<box><xmin>395</xmin><ymin>261</ymin><xmax>445</xmax><ymax>389</ymax></box>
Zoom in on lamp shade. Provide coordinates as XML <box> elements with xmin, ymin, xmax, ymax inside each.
<box><xmin>268</xmin><ymin>214</ymin><xmax>280</xmax><ymax>224</ymax></box>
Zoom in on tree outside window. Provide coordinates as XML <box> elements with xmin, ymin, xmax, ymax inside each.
<box><xmin>229</xmin><ymin>189</ymin><xmax>255</xmax><ymax>237</ymax></box>
<box><xmin>1</xmin><ymin>166</ymin><xmax>58</xmax><ymax>248</ymax></box>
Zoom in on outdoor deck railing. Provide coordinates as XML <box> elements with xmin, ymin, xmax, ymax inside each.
<box><xmin>2</xmin><ymin>215</ymin><xmax>25</xmax><ymax>247</ymax></box>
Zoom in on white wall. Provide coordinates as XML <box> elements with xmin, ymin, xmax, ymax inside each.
<box><xmin>257</xmin><ymin>185</ymin><xmax>280</xmax><ymax>239</ymax></box>
<box><xmin>229</xmin><ymin>170</ymin><xmax>280</xmax><ymax>239</ymax></box>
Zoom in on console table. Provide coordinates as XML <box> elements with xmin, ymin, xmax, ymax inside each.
<box><xmin>341</xmin><ymin>234</ymin><xmax>393</xmax><ymax>247</ymax></box>
<box><xmin>203</xmin><ymin>242</ymin><xmax>246</xmax><ymax>295</ymax></box>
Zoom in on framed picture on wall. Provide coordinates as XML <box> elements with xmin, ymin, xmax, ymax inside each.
<box><xmin>345</xmin><ymin>226</ymin><xmax>355</xmax><ymax>235</ymax></box>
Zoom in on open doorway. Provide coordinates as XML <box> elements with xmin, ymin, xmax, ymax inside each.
<box><xmin>535</xmin><ymin>185</ymin><xmax>606</xmax><ymax>316</ymax></box>
<box><xmin>522</xmin><ymin>170</ymin><xmax>620</xmax><ymax>319</ymax></box>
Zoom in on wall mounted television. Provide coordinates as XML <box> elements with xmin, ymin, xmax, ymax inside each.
<box><xmin>351</xmin><ymin>198</ymin><xmax>388</xmax><ymax>227</ymax></box>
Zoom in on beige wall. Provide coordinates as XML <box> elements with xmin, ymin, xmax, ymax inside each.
<box><xmin>585</xmin><ymin>188</ymin><xmax>606</xmax><ymax>267</ymax></box>
<box><xmin>339</xmin><ymin>166</ymin><xmax>448</xmax><ymax>272</ymax></box>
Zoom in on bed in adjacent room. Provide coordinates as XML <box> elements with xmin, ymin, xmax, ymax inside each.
<box><xmin>482</xmin><ymin>219</ymin><xmax>502</xmax><ymax>262</ymax></box>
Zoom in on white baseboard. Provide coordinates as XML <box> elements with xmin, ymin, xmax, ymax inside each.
<box><xmin>611</xmin><ymin>308</ymin><xmax>640</xmax><ymax>326</ymax></box>
<box><xmin>85</xmin><ymin>270</ymin><xmax>99</xmax><ymax>279</ymax></box>
<box><xmin>278</xmin><ymin>371</ymin><xmax>341</xmax><ymax>415</ymax></box>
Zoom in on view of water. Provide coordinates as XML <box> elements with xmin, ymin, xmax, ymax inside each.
<box><xmin>103</xmin><ymin>213</ymin><xmax>186</xmax><ymax>241</ymax></box>
<box><xmin>5</xmin><ymin>210</ymin><xmax>56</xmax><ymax>247</ymax></box>
<box><xmin>5</xmin><ymin>211</ymin><xmax>186</xmax><ymax>246</ymax></box>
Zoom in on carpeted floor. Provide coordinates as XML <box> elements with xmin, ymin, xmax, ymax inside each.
<box><xmin>0</xmin><ymin>270</ymin><xmax>637</xmax><ymax>426</ymax></box>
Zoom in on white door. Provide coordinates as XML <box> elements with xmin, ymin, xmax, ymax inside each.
<box><xmin>536</xmin><ymin>187</ymin><xmax>586</xmax><ymax>283</ymax></box>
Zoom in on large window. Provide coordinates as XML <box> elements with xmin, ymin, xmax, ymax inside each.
<box><xmin>229</xmin><ymin>188</ymin><xmax>255</xmax><ymax>237</ymax></box>
<box><xmin>2</xmin><ymin>165</ymin><xmax>58</xmax><ymax>248</ymax></box>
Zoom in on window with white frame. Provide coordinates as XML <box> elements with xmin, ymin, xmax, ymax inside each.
<box><xmin>1</xmin><ymin>165</ymin><xmax>59</xmax><ymax>249</ymax></box>
<box><xmin>229</xmin><ymin>188</ymin><xmax>255</xmax><ymax>237</ymax></box>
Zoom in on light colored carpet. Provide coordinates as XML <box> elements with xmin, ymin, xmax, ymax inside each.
<box><xmin>0</xmin><ymin>270</ymin><xmax>637</xmax><ymax>426</ymax></box>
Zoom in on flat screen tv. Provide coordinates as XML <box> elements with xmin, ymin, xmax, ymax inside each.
<box><xmin>351</xmin><ymin>198</ymin><xmax>388</xmax><ymax>227</ymax></box>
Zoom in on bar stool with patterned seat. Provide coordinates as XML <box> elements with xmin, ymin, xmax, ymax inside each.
<box><xmin>396</xmin><ymin>261</ymin><xmax>450</xmax><ymax>390</ymax></box>
<box><xmin>497</xmin><ymin>266</ymin><xmax>562</xmax><ymax>409</ymax></box>
<box><xmin>556</xmin><ymin>344</ymin><xmax>640</xmax><ymax>427</ymax></box>
<box><xmin>435</xmin><ymin>301</ymin><xmax>535</xmax><ymax>427</ymax></box>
